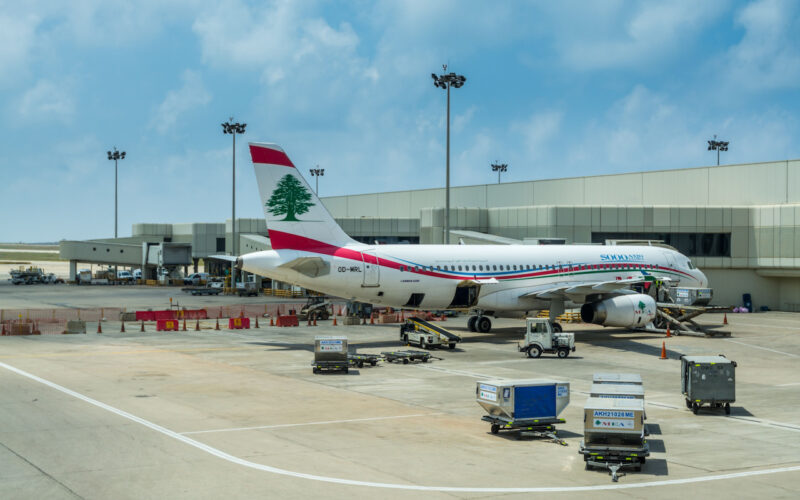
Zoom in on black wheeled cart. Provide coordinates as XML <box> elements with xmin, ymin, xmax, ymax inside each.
<box><xmin>481</xmin><ymin>415</ymin><xmax>567</xmax><ymax>445</ymax></box>
<box><xmin>579</xmin><ymin>442</ymin><xmax>650</xmax><ymax>482</ymax></box>
<box><xmin>348</xmin><ymin>353</ymin><xmax>382</xmax><ymax>368</ymax></box>
<box><xmin>381</xmin><ymin>350</ymin><xmax>439</xmax><ymax>364</ymax></box>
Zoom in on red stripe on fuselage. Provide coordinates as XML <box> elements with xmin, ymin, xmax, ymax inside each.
<box><xmin>250</xmin><ymin>145</ymin><xmax>295</xmax><ymax>167</ymax></box>
<box><xmin>267</xmin><ymin>229</ymin><xmax>695</xmax><ymax>281</ymax></box>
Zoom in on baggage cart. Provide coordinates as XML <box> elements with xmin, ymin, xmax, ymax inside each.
<box><xmin>580</xmin><ymin>397</ymin><xmax>649</xmax><ymax>482</ymax></box>
<box><xmin>381</xmin><ymin>350</ymin><xmax>440</xmax><ymax>364</ymax></box>
<box><xmin>593</xmin><ymin>373</ymin><xmax>643</xmax><ymax>386</ymax></box>
<box><xmin>348</xmin><ymin>352</ymin><xmax>382</xmax><ymax>368</ymax></box>
<box><xmin>313</xmin><ymin>336</ymin><xmax>349</xmax><ymax>374</ymax></box>
<box><xmin>680</xmin><ymin>354</ymin><xmax>736</xmax><ymax>414</ymax></box>
<box><xmin>477</xmin><ymin>379</ymin><xmax>569</xmax><ymax>444</ymax></box>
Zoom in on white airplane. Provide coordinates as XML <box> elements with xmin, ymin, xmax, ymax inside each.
<box><xmin>238</xmin><ymin>142</ymin><xmax>708</xmax><ymax>333</ymax></box>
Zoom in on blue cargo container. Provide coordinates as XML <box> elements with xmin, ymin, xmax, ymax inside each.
<box><xmin>477</xmin><ymin>379</ymin><xmax>570</xmax><ymax>420</ymax></box>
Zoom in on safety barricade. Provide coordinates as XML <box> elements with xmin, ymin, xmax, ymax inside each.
<box><xmin>136</xmin><ymin>309</ymin><xmax>208</xmax><ymax>321</ymax></box>
<box><xmin>276</xmin><ymin>315</ymin><xmax>299</xmax><ymax>327</ymax></box>
<box><xmin>156</xmin><ymin>319</ymin><xmax>180</xmax><ymax>331</ymax></box>
<box><xmin>228</xmin><ymin>317</ymin><xmax>251</xmax><ymax>330</ymax></box>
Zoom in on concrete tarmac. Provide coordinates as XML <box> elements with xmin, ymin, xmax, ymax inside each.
<box><xmin>2</xmin><ymin>288</ymin><xmax>799</xmax><ymax>499</ymax></box>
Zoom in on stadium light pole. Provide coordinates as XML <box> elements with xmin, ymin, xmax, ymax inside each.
<box><xmin>106</xmin><ymin>147</ymin><xmax>126</xmax><ymax>239</ymax></box>
<box><xmin>309</xmin><ymin>166</ymin><xmax>324</xmax><ymax>195</ymax></box>
<box><xmin>107</xmin><ymin>147</ymin><xmax>126</xmax><ymax>280</ymax></box>
<box><xmin>491</xmin><ymin>162</ymin><xmax>508</xmax><ymax>184</ymax></box>
<box><xmin>222</xmin><ymin>119</ymin><xmax>246</xmax><ymax>286</ymax></box>
<box><xmin>707</xmin><ymin>134</ymin><xmax>729</xmax><ymax>166</ymax></box>
<box><xmin>432</xmin><ymin>65</ymin><xmax>466</xmax><ymax>244</ymax></box>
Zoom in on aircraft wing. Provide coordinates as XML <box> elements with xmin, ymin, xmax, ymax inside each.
<box><xmin>278</xmin><ymin>257</ymin><xmax>330</xmax><ymax>278</ymax></box>
<box><xmin>519</xmin><ymin>276</ymin><xmax>647</xmax><ymax>302</ymax></box>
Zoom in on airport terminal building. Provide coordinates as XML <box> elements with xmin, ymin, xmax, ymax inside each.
<box><xmin>60</xmin><ymin>158</ymin><xmax>800</xmax><ymax>311</ymax></box>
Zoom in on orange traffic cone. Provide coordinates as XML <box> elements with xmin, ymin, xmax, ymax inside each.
<box><xmin>140</xmin><ymin>320</ymin><xmax>145</xmax><ymax>332</ymax></box>
<box><xmin>97</xmin><ymin>322</ymin><xmax>102</xmax><ymax>334</ymax></box>
<box><xmin>338</xmin><ymin>306</ymin><xmax>343</xmax><ymax>316</ymax></box>
<box><xmin>666</xmin><ymin>325</ymin><xmax>671</xmax><ymax>338</ymax></box>
<box><xmin>723</xmin><ymin>313</ymin><xmax>728</xmax><ymax>325</ymax></box>
<box><xmin>120</xmin><ymin>321</ymin><xmax>125</xmax><ymax>333</ymax></box>
<box><xmin>660</xmin><ymin>341</ymin><xmax>667</xmax><ymax>360</ymax></box>
<box><xmin>182</xmin><ymin>318</ymin><xmax>187</xmax><ymax>331</ymax></box>
<box><xmin>370</xmin><ymin>314</ymin><xmax>375</xmax><ymax>325</ymax></box>
<box><xmin>270</xmin><ymin>316</ymin><xmax>275</xmax><ymax>326</ymax></box>
<box><xmin>1</xmin><ymin>322</ymin><xmax>6</xmax><ymax>335</ymax></box>
<box><xmin>255</xmin><ymin>317</ymin><xmax>259</xmax><ymax>328</ymax></box>
<box><xmin>313</xmin><ymin>317</ymin><xmax>317</xmax><ymax>326</ymax></box>
<box><xmin>332</xmin><ymin>316</ymin><xmax>337</xmax><ymax>326</ymax></box>
<box><xmin>215</xmin><ymin>318</ymin><xmax>220</xmax><ymax>331</ymax></box>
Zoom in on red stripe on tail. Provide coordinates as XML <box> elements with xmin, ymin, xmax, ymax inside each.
<box><xmin>250</xmin><ymin>144</ymin><xmax>294</xmax><ymax>167</ymax></box>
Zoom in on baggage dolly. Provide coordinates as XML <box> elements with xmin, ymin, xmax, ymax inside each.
<box><xmin>481</xmin><ymin>415</ymin><xmax>567</xmax><ymax>445</ymax></box>
<box><xmin>579</xmin><ymin>442</ymin><xmax>650</xmax><ymax>482</ymax></box>
<box><xmin>381</xmin><ymin>350</ymin><xmax>441</xmax><ymax>364</ymax></box>
<box><xmin>311</xmin><ymin>360</ymin><xmax>349</xmax><ymax>374</ymax></box>
<box><xmin>348</xmin><ymin>352</ymin><xmax>382</xmax><ymax>368</ymax></box>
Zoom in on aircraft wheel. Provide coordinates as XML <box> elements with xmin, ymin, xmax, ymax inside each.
<box><xmin>476</xmin><ymin>316</ymin><xmax>492</xmax><ymax>333</ymax></box>
<box><xmin>467</xmin><ymin>316</ymin><xmax>478</xmax><ymax>332</ymax></box>
<box><xmin>552</xmin><ymin>322</ymin><xmax>562</xmax><ymax>332</ymax></box>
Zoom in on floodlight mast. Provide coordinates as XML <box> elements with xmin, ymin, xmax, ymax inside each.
<box><xmin>432</xmin><ymin>65</ymin><xmax>466</xmax><ymax>244</ymax></box>
<box><xmin>310</xmin><ymin>166</ymin><xmax>325</xmax><ymax>195</ymax></box>
<box><xmin>222</xmin><ymin>119</ymin><xmax>246</xmax><ymax>287</ymax></box>
<box><xmin>491</xmin><ymin>162</ymin><xmax>508</xmax><ymax>184</ymax></box>
<box><xmin>107</xmin><ymin>147</ymin><xmax>126</xmax><ymax>279</ymax></box>
<box><xmin>707</xmin><ymin>134</ymin><xmax>729</xmax><ymax>166</ymax></box>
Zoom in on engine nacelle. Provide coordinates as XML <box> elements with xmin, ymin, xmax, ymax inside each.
<box><xmin>580</xmin><ymin>294</ymin><xmax>656</xmax><ymax>328</ymax></box>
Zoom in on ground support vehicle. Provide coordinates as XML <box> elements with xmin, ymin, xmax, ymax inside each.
<box><xmin>313</xmin><ymin>336</ymin><xmax>349</xmax><ymax>374</ymax></box>
<box><xmin>299</xmin><ymin>297</ymin><xmax>332</xmax><ymax>321</ymax></box>
<box><xmin>518</xmin><ymin>318</ymin><xmax>575</xmax><ymax>358</ymax></box>
<box><xmin>480</xmin><ymin>415</ymin><xmax>567</xmax><ymax>445</ymax></box>
<box><xmin>399</xmin><ymin>316</ymin><xmax>461</xmax><ymax>350</ymax></box>
<box><xmin>348</xmin><ymin>353</ymin><xmax>381</xmax><ymax>368</ymax></box>
<box><xmin>581</xmin><ymin>397</ymin><xmax>649</xmax><ymax>482</ymax></box>
<box><xmin>236</xmin><ymin>282</ymin><xmax>260</xmax><ymax>297</ymax></box>
<box><xmin>181</xmin><ymin>286</ymin><xmax>223</xmax><ymax>296</ymax></box>
<box><xmin>381</xmin><ymin>350</ymin><xmax>440</xmax><ymax>364</ymax></box>
<box><xmin>681</xmin><ymin>354</ymin><xmax>736</xmax><ymax>415</ymax></box>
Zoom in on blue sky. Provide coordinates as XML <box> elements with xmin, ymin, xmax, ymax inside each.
<box><xmin>1</xmin><ymin>0</ymin><xmax>799</xmax><ymax>242</ymax></box>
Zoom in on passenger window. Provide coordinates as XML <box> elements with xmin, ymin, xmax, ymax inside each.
<box><xmin>493</xmin><ymin>265</ymin><xmax>497</xmax><ymax>271</ymax></box>
<box><xmin>458</xmin><ymin>265</ymin><xmax>462</xmax><ymax>271</ymax></box>
<box><xmin>479</xmin><ymin>265</ymin><xmax>483</xmax><ymax>271</ymax></box>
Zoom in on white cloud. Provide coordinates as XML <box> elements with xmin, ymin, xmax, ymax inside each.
<box><xmin>545</xmin><ymin>1</ymin><xmax>725</xmax><ymax>70</ymax></box>
<box><xmin>0</xmin><ymin>12</ymin><xmax>39</xmax><ymax>84</ymax></box>
<box><xmin>726</xmin><ymin>0</ymin><xmax>800</xmax><ymax>90</ymax></box>
<box><xmin>513</xmin><ymin>110</ymin><xmax>563</xmax><ymax>160</ymax></box>
<box><xmin>17</xmin><ymin>79</ymin><xmax>75</xmax><ymax>122</ymax></box>
<box><xmin>150</xmin><ymin>70</ymin><xmax>211</xmax><ymax>135</ymax></box>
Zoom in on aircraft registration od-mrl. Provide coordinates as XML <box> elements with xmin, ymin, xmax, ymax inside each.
<box><xmin>235</xmin><ymin>142</ymin><xmax>708</xmax><ymax>333</ymax></box>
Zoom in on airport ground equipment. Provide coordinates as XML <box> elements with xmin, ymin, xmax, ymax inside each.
<box><xmin>381</xmin><ymin>350</ymin><xmax>441</xmax><ymax>364</ymax></box>
<box><xmin>593</xmin><ymin>373</ymin><xmax>643</xmax><ymax>386</ymax></box>
<box><xmin>518</xmin><ymin>318</ymin><xmax>575</xmax><ymax>358</ymax></box>
<box><xmin>312</xmin><ymin>336</ymin><xmax>349</xmax><ymax>374</ymax></box>
<box><xmin>348</xmin><ymin>352</ymin><xmax>381</xmax><ymax>368</ymax></box>
<box><xmin>590</xmin><ymin>383</ymin><xmax>645</xmax><ymax>400</ymax></box>
<box><xmin>298</xmin><ymin>297</ymin><xmax>332</xmax><ymax>321</ymax></box>
<box><xmin>669</xmin><ymin>287</ymin><xmax>713</xmax><ymax>306</ymax></box>
<box><xmin>236</xmin><ymin>282</ymin><xmax>259</xmax><ymax>297</ymax></box>
<box><xmin>580</xmin><ymin>397</ymin><xmax>649</xmax><ymax>482</ymax></box>
<box><xmin>181</xmin><ymin>285</ymin><xmax>223</xmax><ymax>296</ymax></box>
<box><xmin>654</xmin><ymin>303</ymin><xmax>731</xmax><ymax>337</ymax></box>
<box><xmin>399</xmin><ymin>316</ymin><xmax>461</xmax><ymax>349</ymax></box>
<box><xmin>680</xmin><ymin>354</ymin><xmax>736</xmax><ymax>415</ymax></box>
<box><xmin>477</xmin><ymin>379</ymin><xmax>569</xmax><ymax>443</ymax></box>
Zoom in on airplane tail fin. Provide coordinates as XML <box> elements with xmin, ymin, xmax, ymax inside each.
<box><xmin>249</xmin><ymin>142</ymin><xmax>358</xmax><ymax>251</ymax></box>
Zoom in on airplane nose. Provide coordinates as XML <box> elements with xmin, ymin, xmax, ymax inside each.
<box><xmin>699</xmin><ymin>271</ymin><xmax>709</xmax><ymax>288</ymax></box>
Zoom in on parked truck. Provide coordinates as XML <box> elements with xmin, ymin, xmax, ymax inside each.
<box><xmin>518</xmin><ymin>318</ymin><xmax>576</xmax><ymax>358</ymax></box>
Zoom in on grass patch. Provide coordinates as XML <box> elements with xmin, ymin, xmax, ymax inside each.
<box><xmin>0</xmin><ymin>243</ymin><xmax>59</xmax><ymax>250</ymax></box>
<box><xmin>0</xmin><ymin>252</ymin><xmax>63</xmax><ymax>261</ymax></box>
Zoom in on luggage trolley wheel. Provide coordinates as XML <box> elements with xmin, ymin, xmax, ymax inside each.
<box><xmin>692</xmin><ymin>402</ymin><xmax>700</xmax><ymax>414</ymax></box>
<box><xmin>357</xmin><ymin>360</ymin><xmax>364</xmax><ymax>368</ymax></box>
<box><xmin>370</xmin><ymin>360</ymin><xmax>377</xmax><ymax>366</ymax></box>
<box><xmin>490</xmin><ymin>424</ymin><xmax>500</xmax><ymax>435</ymax></box>
<box><xmin>402</xmin><ymin>358</ymin><xmax>409</xmax><ymax>364</ymax></box>
<box><xmin>685</xmin><ymin>399</ymin><xmax>692</xmax><ymax>409</ymax></box>
<box><xmin>725</xmin><ymin>402</ymin><xmax>731</xmax><ymax>415</ymax></box>
<box><xmin>313</xmin><ymin>367</ymin><xmax>319</xmax><ymax>374</ymax></box>
<box><xmin>449</xmin><ymin>343</ymin><xmax>456</xmax><ymax>350</ymax></box>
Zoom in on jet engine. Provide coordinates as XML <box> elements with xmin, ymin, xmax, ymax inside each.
<box><xmin>580</xmin><ymin>294</ymin><xmax>656</xmax><ymax>328</ymax></box>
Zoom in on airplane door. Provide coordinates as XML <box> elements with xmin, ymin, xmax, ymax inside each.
<box><xmin>361</xmin><ymin>250</ymin><xmax>380</xmax><ymax>287</ymax></box>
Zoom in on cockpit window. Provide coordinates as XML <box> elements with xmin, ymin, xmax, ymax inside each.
<box><xmin>687</xmin><ymin>260</ymin><xmax>695</xmax><ymax>269</ymax></box>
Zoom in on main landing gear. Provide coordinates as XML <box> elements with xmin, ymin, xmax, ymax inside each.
<box><xmin>468</xmin><ymin>314</ymin><xmax>492</xmax><ymax>333</ymax></box>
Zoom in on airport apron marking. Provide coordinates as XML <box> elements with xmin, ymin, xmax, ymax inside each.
<box><xmin>3</xmin><ymin>360</ymin><xmax>799</xmax><ymax>492</ymax></box>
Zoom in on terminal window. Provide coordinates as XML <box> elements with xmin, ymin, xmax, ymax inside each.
<box><xmin>216</xmin><ymin>238</ymin><xmax>226</xmax><ymax>252</ymax></box>
<box><xmin>591</xmin><ymin>232</ymin><xmax>731</xmax><ymax>257</ymax></box>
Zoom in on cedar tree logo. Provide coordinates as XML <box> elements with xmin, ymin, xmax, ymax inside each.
<box><xmin>266</xmin><ymin>174</ymin><xmax>315</xmax><ymax>221</ymax></box>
